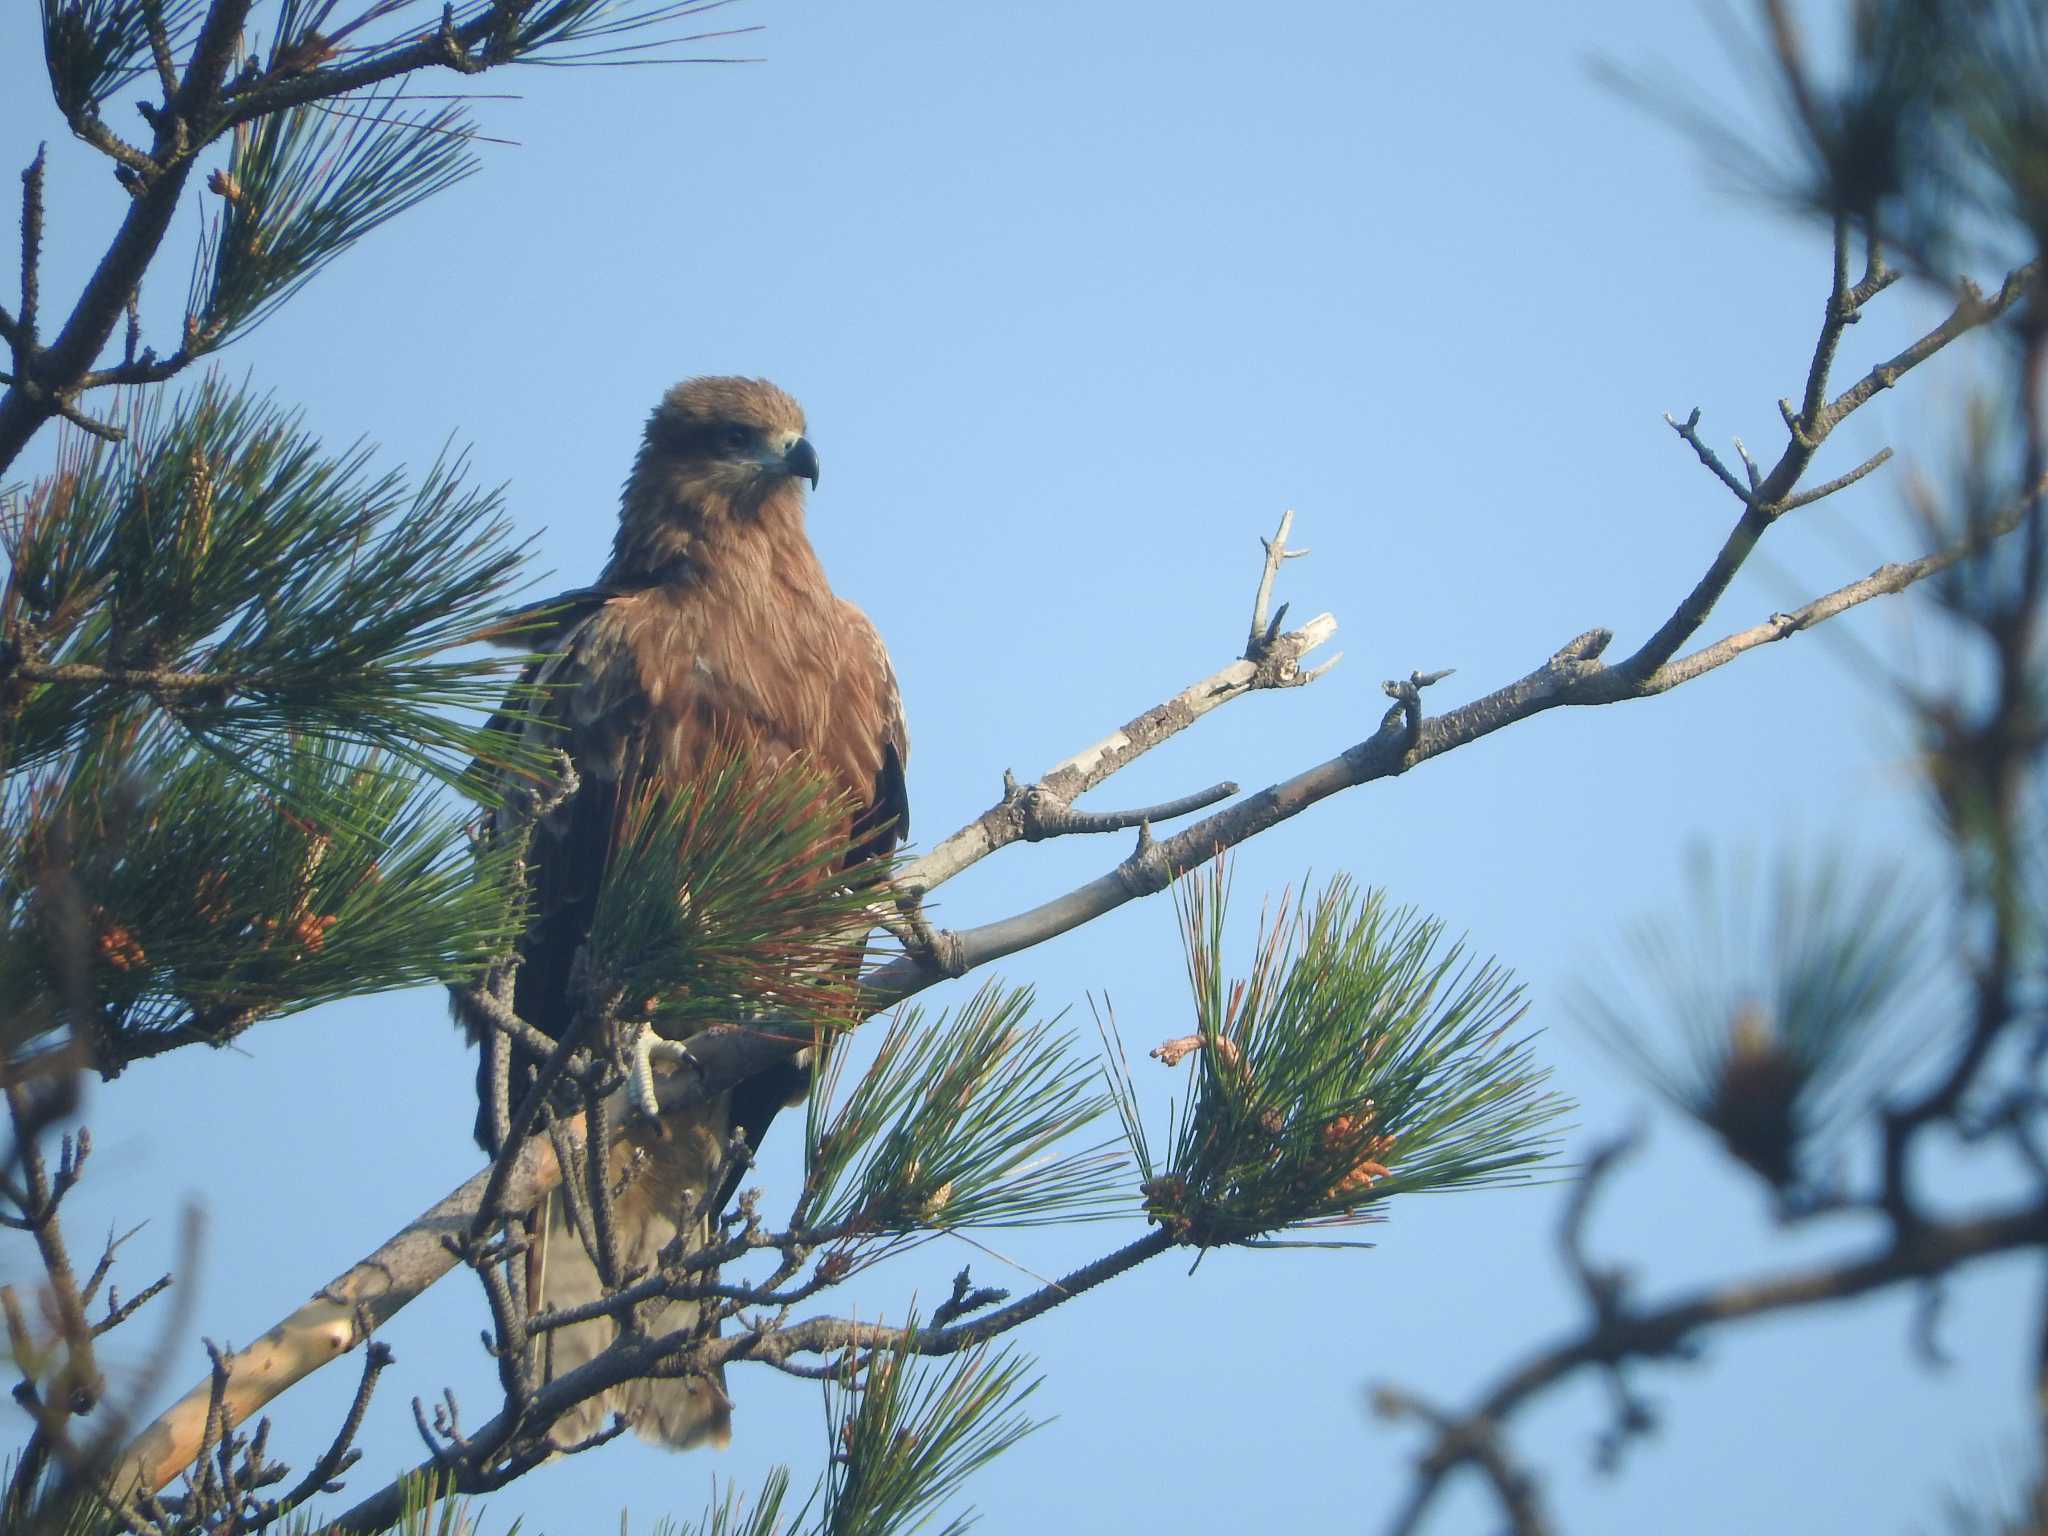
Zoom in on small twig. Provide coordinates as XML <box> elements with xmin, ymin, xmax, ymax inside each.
<box><xmin>1731</xmin><ymin>435</ymin><xmax>1762</xmax><ymax>492</ymax></box>
<box><xmin>46</xmin><ymin>396</ymin><xmax>124</xmax><ymax>444</ymax></box>
<box><xmin>551</xmin><ymin>1412</ymin><xmax>629</xmax><ymax>1456</ymax></box>
<box><xmin>931</xmin><ymin>1266</ymin><xmax>1009</xmax><ymax>1330</ymax></box>
<box><xmin>258</xmin><ymin>1340</ymin><xmax>391</xmax><ymax>1518</ymax></box>
<box><xmin>1791</xmin><ymin>215</ymin><xmax>1857</xmax><ymax>443</ymax></box>
<box><xmin>141</xmin><ymin>0</ymin><xmax>181</xmax><ymax>102</ymax></box>
<box><xmin>1381</xmin><ymin>668</ymin><xmax>1455</xmax><ymax>753</ymax></box>
<box><xmin>1019</xmin><ymin>780</ymin><xmax>1238</xmax><ymax>840</ymax></box>
<box><xmin>1664</xmin><ymin>409</ymin><xmax>1753</xmax><ymax>503</ymax></box>
<box><xmin>1778</xmin><ymin>446</ymin><xmax>1892</xmax><ymax>512</ymax></box>
<box><xmin>1248</xmin><ymin>509</ymin><xmax>1308</xmax><ymax>658</ymax></box>
<box><xmin>584</xmin><ymin>1087</ymin><xmax>623</xmax><ymax>1291</ymax></box>
<box><xmin>93</xmin><ymin>1273</ymin><xmax>171</xmax><ymax>1338</ymax></box>
<box><xmin>449</xmin><ymin>983</ymin><xmax>561</xmax><ymax>1093</ymax></box>
<box><xmin>19</xmin><ymin>148</ymin><xmax>45</xmax><ymax>351</ymax></box>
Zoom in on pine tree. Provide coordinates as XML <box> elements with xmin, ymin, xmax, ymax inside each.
<box><xmin>3</xmin><ymin>3</ymin><xmax>2044</xmax><ymax>1534</ymax></box>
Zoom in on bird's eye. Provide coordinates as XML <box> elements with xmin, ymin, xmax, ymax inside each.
<box><xmin>722</xmin><ymin>424</ymin><xmax>751</xmax><ymax>451</ymax></box>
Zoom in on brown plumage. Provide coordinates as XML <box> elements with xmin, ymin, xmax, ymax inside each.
<box><xmin>471</xmin><ymin>376</ymin><xmax>908</xmax><ymax>1450</ymax></box>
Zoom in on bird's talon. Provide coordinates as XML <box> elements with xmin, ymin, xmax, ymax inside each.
<box><xmin>626</xmin><ymin>1022</ymin><xmax>692</xmax><ymax>1121</ymax></box>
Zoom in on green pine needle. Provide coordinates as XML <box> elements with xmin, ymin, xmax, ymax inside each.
<box><xmin>4</xmin><ymin>378</ymin><xmax>534</xmax><ymax>787</ymax></box>
<box><xmin>799</xmin><ymin>982</ymin><xmax>1124</xmax><ymax>1237</ymax></box>
<box><xmin>190</xmin><ymin>86</ymin><xmax>478</xmax><ymax>350</ymax></box>
<box><xmin>391</xmin><ymin>1469</ymin><xmax>521</xmax><ymax>1536</ymax></box>
<box><xmin>818</xmin><ymin>1332</ymin><xmax>1040</xmax><ymax>1536</ymax></box>
<box><xmin>587</xmin><ymin>751</ymin><xmax>882</xmax><ymax>1037</ymax></box>
<box><xmin>649</xmin><ymin>1468</ymin><xmax>799</xmax><ymax>1536</ymax></box>
<box><xmin>0</xmin><ymin>726</ymin><xmax>522</xmax><ymax>1065</ymax></box>
<box><xmin>498</xmin><ymin>0</ymin><xmax>756</xmax><ymax>64</ymax></box>
<box><xmin>1132</xmin><ymin>861</ymin><xmax>1569</xmax><ymax>1247</ymax></box>
<box><xmin>1577</xmin><ymin>848</ymin><xmax>1932</xmax><ymax>1187</ymax></box>
<box><xmin>39</xmin><ymin>0</ymin><xmax>205</xmax><ymax>115</ymax></box>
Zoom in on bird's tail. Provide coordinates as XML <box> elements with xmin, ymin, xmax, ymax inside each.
<box><xmin>532</xmin><ymin>1128</ymin><xmax>733</xmax><ymax>1451</ymax></box>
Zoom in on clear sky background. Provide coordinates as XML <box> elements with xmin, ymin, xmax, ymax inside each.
<box><xmin>0</xmin><ymin>2</ymin><xmax>2033</xmax><ymax>1532</ymax></box>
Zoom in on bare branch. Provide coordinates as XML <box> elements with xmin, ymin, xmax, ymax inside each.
<box><xmin>17</xmin><ymin>148</ymin><xmax>44</xmax><ymax>353</ymax></box>
<box><xmin>1621</xmin><ymin>259</ymin><xmax>2035</xmax><ymax>685</ymax></box>
<box><xmin>1816</xmin><ymin>264</ymin><xmax>2037</xmax><ymax>441</ymax></box>
<box><xmin>1778</xmin><ymin>445</ymin><xmax>1893</xmax><ymax>512</ymax></box>
<box><xmin>1664</xmin><ymin>408</ymin><xmax>1754</xmax><ymax>503</ymax></box>
<box><xmin>1248</xmin><ymin>508</ymin><xmax>1308</xmax><ymax>656</ymax></box>
<box><xmin>899</xmin><ymin>530</ymin><xmax>1338</xmax><ymax>903</ymax></box>
<box><xmin>1017</xmin><ymin>777</ymin><xmax>1238</xmax><ymax>839</ymax></box>
<box><xmin>1641</xmin><ymin>471</ymin><xmax>2048</xmax><ymax>695</ymax></box>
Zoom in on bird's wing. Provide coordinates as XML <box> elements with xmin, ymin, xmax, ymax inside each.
<box><xmin>838</xmin><ymin>597</ymin><xmax>910</xmax><ymax>865</ymax></box>
<box><xmin>463</xmin><ymin>597</ymin><xmax>651</xmax><ymax>1151</ymax></box>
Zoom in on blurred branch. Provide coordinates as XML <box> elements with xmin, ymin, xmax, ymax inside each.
<box><xmin>1374</xmin><ymin>1384</ymin><xmax>1550</xmax><ymax>1536</ymax></box>
<box><xmin>1379</xmin><ymin>1192</ymin><xmax>2048</xmax><ymax>1534</ymax></box>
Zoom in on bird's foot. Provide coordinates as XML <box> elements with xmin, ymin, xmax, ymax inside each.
<box><xmin>626</xmin><ymin>1021</ymin><xmax>693</xmax><ymax>1121</ymax></box>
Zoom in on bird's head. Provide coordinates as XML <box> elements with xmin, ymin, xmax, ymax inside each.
<box><xmin>612</xmin><ymin>376</ymin><xmax>820</xmax><ymax>578</ymax></box>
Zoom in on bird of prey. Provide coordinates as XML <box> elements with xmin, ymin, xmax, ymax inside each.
<box><xmin>468</xmin><ymin>376</ymin><xmax>909</xmax><ymax>1450</ymax></box>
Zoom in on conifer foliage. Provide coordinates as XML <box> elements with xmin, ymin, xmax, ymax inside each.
<box><xmin>21</xmin><ymin>1</ymin><xmax>2043</xmax><ymax>1534</ymax></box>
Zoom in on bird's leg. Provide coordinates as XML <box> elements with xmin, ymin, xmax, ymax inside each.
<box><xmin>626</xmin><ymin>1021</ymin><xmax>694</xmax><ymax>1122</ymax></box>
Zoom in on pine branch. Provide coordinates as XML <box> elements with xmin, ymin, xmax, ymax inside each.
<box><xmin>2</xmin><ymin>380</ymin><xmax>534</xmax><ymax>784</ymax></box>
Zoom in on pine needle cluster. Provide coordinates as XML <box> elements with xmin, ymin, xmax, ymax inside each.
<box><xmin>38</xmin><ymin>0</ymin><xmax>204</xmax><ymax>116</ymax></box>
<box><xmin>587</xmin><ymin>751</ymin><xmax>883</xmax><ymax>1037</ymax></box>
<box><xmin>189</xmin><ymin>92</ymin><xmax>477</xmax><ymax>353</ymax></box>
<box><xmin>1109</xmin><ymin>861</ymin><xmax>1568</xmax><ymax>1248</ymax></box>
<box><xmin>3</xmin><ymin>379</ymin><xmax>530</xmax><ymax>782</ymax></box>
<box><xmin>817</xmin><ymin>1337</ymin><xmax>1039</xmax><ymax>1536</ymax></box>
<box><xmin>653</xmin><ymin>1345</ymin><xmax>1038</xmax><ymax>1536</ymax></box>
<box><xmin>0</xmin><ymin>728</ymin><xmax>522</xmax><ymax>1065</ymax></box>
<box><xmin>798</xmin><ymin>982</ymin><xmax>1123</xmax><ymax>1238</ymax></box>
<box><xmin>0</xmin><ymin>377</ymin><xmax>532</xmax><ymax>1072</ymax></box>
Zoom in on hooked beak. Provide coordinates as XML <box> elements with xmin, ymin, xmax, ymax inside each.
<box><xmin>782</xmin><ymin>435</ymin><xmax>820</xmax><ymax>489</ymax></box>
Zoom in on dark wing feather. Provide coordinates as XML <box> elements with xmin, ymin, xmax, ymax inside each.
<box><xmin>470</xmin><ymin>600</ymin><xmax>648</xmax><ymax>1151</ymax></box>
<box><xmin>843</xmin><ymin>598</ymin><xmax>910</xmax><ymax>868</ymax></box>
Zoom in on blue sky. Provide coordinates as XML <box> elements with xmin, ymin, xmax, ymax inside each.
<box><xmin>1</xmin><ymin>2</ymin><xmax>2032</xmax><ymax>1532</ymax></box>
